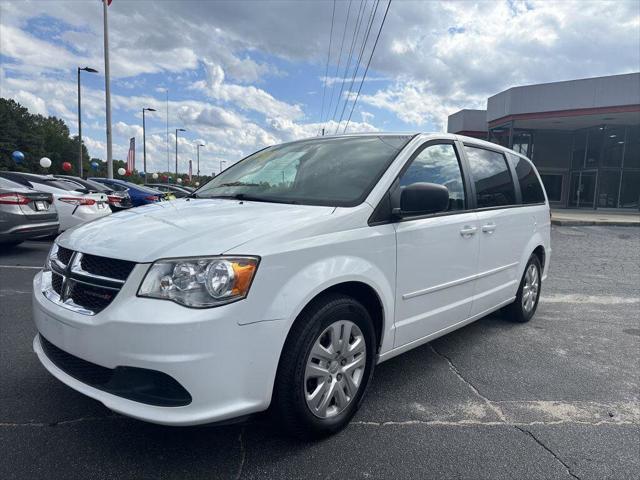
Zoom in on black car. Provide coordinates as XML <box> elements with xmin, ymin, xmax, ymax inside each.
<box><xmin>55</xmin><ymin>175</ymin><xmax>133</xmax><ymax>211</ymax></box>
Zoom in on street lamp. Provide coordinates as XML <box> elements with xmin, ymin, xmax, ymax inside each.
<box><xmin>175</xmin><ymin>128</ymin><xmax>186</xmax><ymax>182</ymax></box>
<box><xmin>77</xmin><ymin>66</ymin><xmax>98</xmax><ymax>177</ymax></box>
<box><xmin>142</xmin><ymin>107</ymin><xmax>156</xmax><ymax>182</ymax></box>
<box><xmin>195</xmin><ymin>142</ymin><xmax>205</xmax><ymax>182</ymax></box>
<box><xmin>219</xmin><ymin>160</ymin><xmax>226</xmax><ymax>175</ymax></box>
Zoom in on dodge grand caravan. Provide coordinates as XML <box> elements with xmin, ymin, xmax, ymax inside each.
<box><xmin>32</xmin><ymin>133</ymin><xmax>550</xmax><ymax>437</ymax></box>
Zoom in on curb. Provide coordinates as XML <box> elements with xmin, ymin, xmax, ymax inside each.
<box><xmin>551</xmin><ymin>219</ymin><xmax>640</xmax><ymax>227</ymax></box>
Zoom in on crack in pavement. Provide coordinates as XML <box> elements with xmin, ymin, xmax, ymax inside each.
<box><xmin>0</xmin><ymin>415</ymin><xmax>120</xmax><ymax>427</ymax></box>
<box><xmin>429</xmin><ymin>344</ymin><xmax>507</xmax><ymax>422</ymax></box>
<box><xmin>515</xmin><ymin>425</ymin><xmax>581</xmax><ymax>480</ymax></box>
<box><xmin>352</xmin><ymin>419</ymin><xmax>638</xmax><ymax>427</ymax></box>
<box><xmin>235</xmin><ymin>426</ymin><xmax>246</xmax><ymax>480</ymax></box>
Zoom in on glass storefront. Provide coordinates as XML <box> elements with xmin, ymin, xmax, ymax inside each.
<box><xmin>489</xmin><ymin>123</ymin><xmax>640</xmax><ymax>209</ymax></box>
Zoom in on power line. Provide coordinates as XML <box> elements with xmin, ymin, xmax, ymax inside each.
<box><xmin>318</xmin><ymin>0</ymin><xmax>336</xmax><ymax>136</ymax></box>
<box><xmin>323</xmin><ymin>0</ymin><xmax>353</xmax><ymax>134</ymax></box>
<box><xmin>344</xmin><ymin>0</ymin><xmax>392</xmax><ymax>133</ymax></box>
<box><xmin>329</xmin><ymin>0</ymin><xmax>366</xmax><ymax>129</ymax></box>
<box><xmin>336</xmin><ymin>0</ymin><xmax>379</xmax><ymax>132</ymax></box>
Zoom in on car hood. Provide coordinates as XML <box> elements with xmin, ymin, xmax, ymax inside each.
<box><xmin>58</xmin><ymin>198</ymin><xmax>335</xmax><ymax>262</ymax></box>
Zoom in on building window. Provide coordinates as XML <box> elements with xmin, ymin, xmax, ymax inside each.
<box><xmin>509</xmin><ymin>153</ymin><xmax>545</xmax><ymax>204</ymax></box>
<box><xmin>624</xmin><ymin>125</ymin><xmax>640</xmax><ymax>169</ymax></box>
<box><xmin>540</xmin><ymin>174</ymin><xmax>563</xmax><ymax>202</ymax></box>
<box><xmin>601</xmin><ymin>126</ymin><xmax>625</xmax><ymax>167</ymax></box>
<box><xmin>597</xmin><ymin>171</ymin><xmax>621</xmax><ymax>208</ymax></box>
<box><xmin>586</xmin><ymin>127</ymin><xmax>604</xmax><ymax>168</ymax></box>
<box><xmin>399</xmin><ymin>143</ymin><xmax>466</xmax><ymax>211</ymax></box>
<box><xmin>464</xmin><ymin>146</ymin><xmax>516</xmax><ymax>208</ymax></box>
<box><xmin>532</xmin><ymin>132</ymin><xmax>572</xmax><ymax>169</ymax></box>
<box><xmin>571</xmin><ymin>131</ymin><xmax>587</xmax><ymax>169</ymax></box>
<box><xmin>620</xmin><ymin>171</ymin><xmax>640</xmax><ymax>208</ymax></box>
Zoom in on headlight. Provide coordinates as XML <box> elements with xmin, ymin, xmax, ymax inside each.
<box><xmin>138</xmin><ymin>256</ymin><xmax>259</xmax><ymax>308</ymax></box>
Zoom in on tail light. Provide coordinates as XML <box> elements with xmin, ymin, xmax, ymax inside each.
<box><xmin>0</xmin><ymin>193</ymin><xmax>30</xmax><ymax>205</ymax></box>
<box><xmin>145</xmin><ymin>195</ymin><xmax>160</xmax><ymax>201</ymax></box>
<box><xmin>107</xmin><ymin>195</ymin><xmax>121</xmax><ymax>204</ymax></box>
<box><xmin>58</xmin><ymin>197</ymin><xmax>96</xmax><ymax>206</ymax></box>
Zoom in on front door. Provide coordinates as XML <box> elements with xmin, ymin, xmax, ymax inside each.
<box><xmin>569</xmin><ymin>170</ymin><xmax>597</xmax><ymax>208</ymax></box>
<box><xmin>394</xmin><ymin>142</ymin><xmax>479</xmax><ymax>347</ymax></box>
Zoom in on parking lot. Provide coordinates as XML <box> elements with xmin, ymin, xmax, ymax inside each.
<box><xmin>1</xmin><ymin>225</ymin><xmax>638</xmax><ymax>480</ymax></box>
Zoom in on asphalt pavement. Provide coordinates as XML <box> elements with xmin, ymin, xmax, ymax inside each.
<box><xmin>1</xmin><ymin>226</ymin><xmax>639</xmax><ymax>479</ymax></box>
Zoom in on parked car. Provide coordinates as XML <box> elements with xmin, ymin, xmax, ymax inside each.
<box><xmin>32</xmin><ymin>134</ymin><xmax>550</xmax><ymax>438</ymax></box>
<box><xmin>0</xmin><ymin>176</ymin><xmax>59</xmax><ymax>246</ymax></box>
<box><xmin>0</xmin><ymin>172</ymin><xmax>111</xmax><ymax>232</ymax></box>
<box><xmin>88</xmin><ymin>178</ymin><xmax>163</xmax><ymax>207</ymax></box>
<box><xmin>144</xmin><ymin>183</ymin><xmax>192</xmax><ymax>198</ymax></box>
<box><xmin>55</xmin><ymin>175</ymin><xmax>133</xmax><ymax>211</ymax></box>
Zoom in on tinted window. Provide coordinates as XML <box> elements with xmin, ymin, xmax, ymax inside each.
<box><xmin>399</xmin><ymin>143</ymin><xmax>465</xmax><ymax>211</ymax></box>
<box><xmin>464</xmin><ymin>146</ymin><xmax>516</xmax><ymax>208</ymax></box>
<box><xmin>540</xmin><ymin>174</ymin><xmax>562</xmax><ymax>202</ymax></box>
<box><xmin>196</xmin><ymin>135</ymin><xmax>412</xmax><ymax>207</ymax></box>
<box><xmin>509</xmin><ymin>154</ymin><xmax>545</xmax><ymax>204</ymax></box>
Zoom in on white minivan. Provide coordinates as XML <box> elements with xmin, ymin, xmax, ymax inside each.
<box><xmin>32</xmin><ymin>133</ymin><xmax>550</xmax><ymax>437</ymax></box>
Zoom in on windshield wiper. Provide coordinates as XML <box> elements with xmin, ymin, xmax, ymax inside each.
<box><xmin>216</xmin><ymin>181</ymin><xmax>261</xmax><ymax>188</ymax></box>
<box><xmin>204</xmin><ymin>193</ymin><xmax>299</xmax><ymax>204</ymax></box>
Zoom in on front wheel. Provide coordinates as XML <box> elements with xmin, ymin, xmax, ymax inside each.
<box><xmin>504</xmin><ymin>254</ymin><xmax>542</xmax><ymax>323</ymax></box>
<box><xmin>273</xmin><ymin>294</ymin><xmax>376</xmax><ymax>438</ymax></box>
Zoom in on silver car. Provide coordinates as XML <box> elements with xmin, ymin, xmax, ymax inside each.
<box><xmin>0</xmin><ymin>176</ymin><xmax>59</xmax><ymax>246</ymax></box>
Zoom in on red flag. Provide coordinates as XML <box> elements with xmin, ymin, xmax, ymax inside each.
<box><xmin>104</xmin><ymin>0</ymin><xmax>113</xmax><ymax>6</ymax></box>
<box><xmin>126</xmin><ymin>137</ymin><xmax>135</xmax><ymax>173</ymax></box>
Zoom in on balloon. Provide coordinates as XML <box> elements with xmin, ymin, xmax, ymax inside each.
<box><xmin>117</xmin><ymin>167</ymin><xmax>126</xmax><ymax>176</ymax></box>
<box><xmin>152</xmin><ymin>173</ymin><xmax>159</xmax><ymax>180</ymax></box>
<box><xmin>125</xmin><ymin>169</ymin><xmax>132</xmax><ymax>177</ymax></box>
<box><xmin>40</xmin><ymin>157</ymin><xmax>52</xmax><ymax>168</ymax></box>
<box><xmin>90</xmin><ymin>161</ymin><xmax>99</xmax><ymax>170</ymax></box>
<box><xmin>139</xmin><ymin>171</ymin><xmax>145</xmax><ymax>177</ymax></box>
<box><xmin>195</xmin><ymin>182</ymin><xmax>200</xmax><ymax>187</ymax></box>
<box><xmin>177</xmin><ymin>178</ymin><xmax>182</xmax><ymax>183</ymax></box>
<box><xmin>12</xmin><ymin>151</ymin><xmax>25</xmax><ymax>163</ymax></box>
<box><xmin>62</xmin><ymin>161</ymin><xmax>72</xmax><ymax>172</ymax></box>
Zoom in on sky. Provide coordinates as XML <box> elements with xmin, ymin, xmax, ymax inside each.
<box><xmin>1</xmin><ymin>0</ymin><xmax>639</xmax><ymax>176</ymax></box>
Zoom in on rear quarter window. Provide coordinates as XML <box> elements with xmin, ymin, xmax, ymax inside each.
<box><xmin>508</xmin><ymin>153</ymin><xmax>546</xmax><ymax>204</ymax></box>
<box><xmin>463</xmin><ymin>145</ymin><xmax>516</xmax><ymax>208</ymax></box>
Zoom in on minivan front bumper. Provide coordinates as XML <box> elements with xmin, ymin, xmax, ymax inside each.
<box><xmin>32</xmin><ymin>269</ymin><xmax>287</xmax><ymax>426</ymax></box>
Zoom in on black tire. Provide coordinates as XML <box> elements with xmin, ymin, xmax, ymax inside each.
<box><xmin>273</xmin><ymin>293</ymin><xmax>376</xmax><ymax>439</ymax></box>
<box><xmin>504</xmin><ymin>254</ymin><xmax>542</xmax><ymax>323</ymax></box>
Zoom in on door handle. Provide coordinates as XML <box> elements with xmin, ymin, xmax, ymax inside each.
<box><xmin>459</xmin><ymin>225</ymin><xmax>477</xmax><ymax>237</ymax></box>
<box><xmin>481</xmin><ymin>223</ymin><xmax>497</xmax><ymax>234</ymax></box>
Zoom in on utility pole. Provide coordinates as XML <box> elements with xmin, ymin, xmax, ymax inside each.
<box><xmin>175</xmin><ymin>128</ymin><xmax>186</xmax><ymax>181</ymax></box>
<box><xmin>219</xmin><ymin>160</ymin><xmax>226</xmax><ymax>175</ymax></box>
<box><xmin>77</xmin><ymin>67</ymin><xmax>97</xmax><ymax>178</ymax></box>
<box><xmin>196</xmin><ymin>143</ymin><xmax>204</xmax><ymax>182</ymax></box>
<box><xmin>103</xmin><ymin>0</ymin><xmax>113</xmax><ymax>178</ymax></box>
<box><xmin>142</xmin><ymin>107</ymin><xmax>156</xmax><ymax>183</ymax></box>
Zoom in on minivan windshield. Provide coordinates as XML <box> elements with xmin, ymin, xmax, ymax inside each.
<box><xmin>195</xmin><ymin>135</ymin><xmax>413</xmax><ymax>206</ymax></box>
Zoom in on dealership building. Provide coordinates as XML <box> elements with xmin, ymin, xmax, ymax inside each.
<box><xmin>447</xmin><ymin>73</ymin><xmax>640</xmax><ymax>210</ymax></box>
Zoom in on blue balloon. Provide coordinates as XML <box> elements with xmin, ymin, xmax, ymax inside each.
<box><xmin>12</xmin><ymin>151</ymin><xmax>25</xmax><ymax>163</ymax></box>
<box><xmin>90</xmin><ymin>161</ymin><xmax>99</xmax><ymax>170</ymax></box>
<box><xmin>139</xmin><ymin>171</ymin><xmax>145</xmax><ymax>177</ymax></box>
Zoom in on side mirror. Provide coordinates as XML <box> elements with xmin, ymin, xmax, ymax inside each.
<box><xmin>398</xmin><ymin>182</ymin><xmax>449</xmax><ymax>216</ymax></box>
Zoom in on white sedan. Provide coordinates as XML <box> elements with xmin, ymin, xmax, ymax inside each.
<box><xmin>0</xmin><ymin>173</ymin><xmax>111</xmax><ymax>232</ymax></box>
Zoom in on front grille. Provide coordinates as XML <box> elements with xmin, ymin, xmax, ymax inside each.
<box><xmin>45</xmin><ymin>247</ymin><xmax>136</xmax><ymax>315</ymax></box>
<box><xmin>56</xmin><ymin>246</ymin><xmax>74</xmax><ymax>265</ymax></box>
<box><xmin>39</xmin><ymin>335</ymin><xmax>192</xmax><ymax>407</ymax></box>
<box><xmin>67</xmin><ymin>279</ymin><xmax>117</xmax><ymax>314</ymax></box>
<box><xmin>80</xmin><ymin>253</ymin><xmax>135</xmax><ymax>281</ymax></box>
<box><xmin>51</xmin><ymin>272</ymin><xmax>63</xmax><ymax>295</ymax></box>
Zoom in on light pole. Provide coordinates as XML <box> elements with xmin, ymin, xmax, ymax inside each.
<box><xmin>77</xmin><ymin>66</ymin><xmax>98</xmax><ymax>177</ymax></box>
<box><xmin>196</xmin><ymin>143</ymin><xmax>204</xmax><ymax>182</ymax></box>
<box><xmin>219</xmin><ymin>160</ymin><xmax>226</xmax><ymax>175</ymax></box>
<box><xmin>142</xmin><ymin>107</ymin><xmax>156</xmax><ymax>183</ymax></box>
<box><xmin>175</xmin><ymin>128</ymin><xmax>186</xmax><ymax>182</ymax></box>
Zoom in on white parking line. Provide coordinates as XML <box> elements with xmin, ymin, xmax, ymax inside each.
<box><xmin>0</xmin><ymin>265</ymin><xmax>42</xmax><ymax>270</ymax></box>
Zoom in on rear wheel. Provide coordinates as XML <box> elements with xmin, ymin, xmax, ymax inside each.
<box><xmin>273</xmin><ymin>294</ymin><xmax>376</xmax><ymax>438</ymax></box>
<box><xmin>504</xmin><ymin>254</ymin><xmax>542</xmax><ymax>323</ymax></box>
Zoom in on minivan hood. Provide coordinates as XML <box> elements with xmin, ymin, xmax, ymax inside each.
<box><xmin>58</xmin><ymin>198</ymin><xmax>335</xmax><ymax>262</ymax></box>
